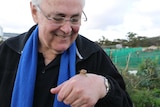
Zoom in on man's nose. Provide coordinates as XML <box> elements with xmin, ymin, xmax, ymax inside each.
<box><xmin>60</xmin><ymin>21</ymin><xmax>72</xmax><ymax>34</ymax></box>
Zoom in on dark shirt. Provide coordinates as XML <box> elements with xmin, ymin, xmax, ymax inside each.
<box><xmin>33</xmin><ymin>53</ymin><xmax>60</xmax><ymax>107</ymax></box>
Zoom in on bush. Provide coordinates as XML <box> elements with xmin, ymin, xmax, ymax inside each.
<box><xmin>121</xmin><ymin>58</ymin><xmax>160</xmax><ymax>107</ymax></box>
<box><xmin>130</xmin><ymin>89</ymin><xmax>160</xmax><ymax>107</ymax></box>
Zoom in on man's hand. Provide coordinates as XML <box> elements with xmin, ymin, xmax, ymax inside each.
<box><xmin>50</xmin><ymin>73</ymin><xmax>107</xmax><ymax>107</ymax></box>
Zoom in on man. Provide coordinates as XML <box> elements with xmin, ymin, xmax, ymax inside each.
<box><xmin>0</xmin><ymin>0</ymin><xmax>133</xmax><ymax>106</ymax></box>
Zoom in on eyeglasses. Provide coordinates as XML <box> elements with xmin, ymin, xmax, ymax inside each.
<box><xmin>36</xmin><ymin>5</ymin><xmax>87</xmax><ymax>26</ymax></box>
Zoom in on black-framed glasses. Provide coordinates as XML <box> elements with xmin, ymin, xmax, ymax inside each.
<box><xmin>36</xmin><ymin>5</ymin><xmax>87</xmax><ymax>26</ymax></box>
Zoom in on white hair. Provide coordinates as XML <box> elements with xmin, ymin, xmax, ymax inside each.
<box><xmin>31</xmin><ymin>0</ymin><xmax>85</xmax><ymax>8</ymax></box>
<box><xmin>31</xmin><ymin>0</ymin><xmax>41</xmax><ymax>6</ymax></box>
<box><xmin>82</xmin><ymin>0</ymin><xmax>85</xmax><ymax>8</ymax></box>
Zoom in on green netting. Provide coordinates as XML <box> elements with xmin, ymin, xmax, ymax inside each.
<box><xmin>104</xmin><ymin>47</ymin><xmax>160</xmax><ymax>69</ymax></box>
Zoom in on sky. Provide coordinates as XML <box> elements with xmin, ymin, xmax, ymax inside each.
<box><xmin>0</xmin><ymin>0</ymin><xmax>160</xmax><ymax>41</ymax></box>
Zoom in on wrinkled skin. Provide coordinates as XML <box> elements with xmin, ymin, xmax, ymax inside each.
<box><xmin>50</xmin><ymin>73</ymin><xmax>106</xmax><ymax>107</ymax></box>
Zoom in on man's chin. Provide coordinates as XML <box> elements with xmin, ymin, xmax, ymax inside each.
<box><xmin>55</xmin><ymin>47</ymin><xmax>69</xmax><ymax>54</ymax></box>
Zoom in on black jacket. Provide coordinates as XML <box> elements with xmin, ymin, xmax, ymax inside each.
<box><xmin>0</xmin><ymin>25</ymin><xmax>133</xmax><ymax>107</ymax></box>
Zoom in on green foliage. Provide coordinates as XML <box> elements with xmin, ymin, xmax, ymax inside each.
<box><xmin>121</xmin><ymin>58</ymin><xmax>160</xmax><ymax>107</ymax></box>
<box><xmin>97</xmin><ymin>36</ymin><xmax>112</xmax><ymax>46</ymax></box>
<box><xmin>137</xmin><ymin>58</ymin><xmax>160</xmax><ymax>89</ymax></box>
<box><xmin>96</xmin><ymin>32</ymin><xmax>160</xmax><ymax>47</ymax></box>
<box><xmin>131</xmin><ymin>89</ymin><xmax>160</xmax><ymax>107</ymax></box>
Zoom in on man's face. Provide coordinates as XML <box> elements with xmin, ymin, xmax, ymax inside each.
<box><xmin>31</xmin><ymin>0</ymin><xmax>83</xmax><ymax>54</ymax></box>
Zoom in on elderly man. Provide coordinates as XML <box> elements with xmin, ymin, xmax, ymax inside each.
<box><xmin>0</xmin><ymin>0</ymin><xmax>133</xmax><ymax>107</ymax></box>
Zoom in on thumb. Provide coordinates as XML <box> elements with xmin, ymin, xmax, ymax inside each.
<box><xmin>50</xmin><ymin>83</ymin><xmax>63</xmax><ymax>94</ymax></box>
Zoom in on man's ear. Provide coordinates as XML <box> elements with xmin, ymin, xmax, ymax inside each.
<box><xmin>30</xmin><ymin>2</ymin><xmax>38</xmax><ymax>23</ymax></box>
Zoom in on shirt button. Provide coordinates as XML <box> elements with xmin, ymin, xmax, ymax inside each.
<box><xmin>41</xmin><ymin>70</ymin><xmax>45</xmax><ymax>73</ymax></box>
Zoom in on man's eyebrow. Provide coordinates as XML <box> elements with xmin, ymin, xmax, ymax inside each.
<box><xmin>72</xmin><ymin>14</ymin><xmax>81</xmax><ymax>17</ymax></box>
<box><xmin>54</xmin><ymin>13</ymin><xmax>81</xmax><ymax>17</ymax></box>
<box><xmin>54</xmin><ymin>13</ymin><xmax>65</xmax><ymax>17</ymax></box>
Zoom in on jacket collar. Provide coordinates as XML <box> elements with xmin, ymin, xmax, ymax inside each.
<box><xmin>6</xmin><ymin>25</ymin><xmax>37</xmax><ymax>54</ymax></box>
<box><xmin>6</xmin><ymin>25</ymin><xmax>100</xmax><ymax>60</ymax></box>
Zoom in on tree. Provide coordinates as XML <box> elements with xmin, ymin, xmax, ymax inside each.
<box><xmin>97</xmin><ymin>36</ymin><xmax>112</xmax><ymax>46</ymax></box>
<box><xmin>126</xmin><ymin>32</ymin><xmax>138</xmax><ymax>47</ymax></box>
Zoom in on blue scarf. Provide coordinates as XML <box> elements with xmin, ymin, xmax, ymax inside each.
<box><xmin>11</xmin><ymin>26</ymin><xmax>76</xmax><ymax>107</ymax></box>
